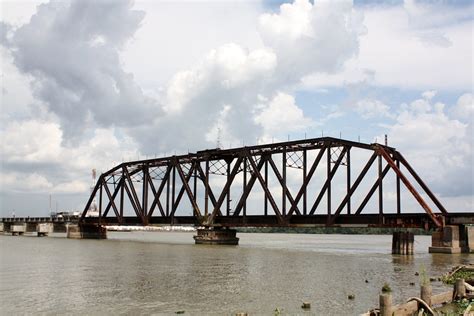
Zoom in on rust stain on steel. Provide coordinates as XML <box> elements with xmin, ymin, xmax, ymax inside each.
<box><xmin>377</xmin><ymin>146</ymin><xmax>443</xmax><ymax>228</ymax></box>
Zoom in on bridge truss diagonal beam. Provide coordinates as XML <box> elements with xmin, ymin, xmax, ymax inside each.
<box><xmin>80</xmin><ymin>137</ymin><xmax>449</xmax><ymax>229</ymax></box>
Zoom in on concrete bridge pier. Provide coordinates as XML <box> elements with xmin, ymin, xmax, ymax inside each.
<box><xmin>37</xmin><ymin>223</ymin><xmax>52</xmax><ymax>237</ymax></box>
<box><xmin>11</xmin><ymin>223</ymin><xmax>26</xmax><ymax>236</ymax></box>
<box><xmin>67</xmin><ymin>223</ymin><xmax>107</xmax><ymax>239</ymax></box>
<box><xmin>429</xmin><ymin>225</ymin><xmax>473</xmax><ymax>254</ymax></box>
<box><xmin>193</xmin><ymin>227</ymin><xmax>239</xmax><ymax>245</ymax></box>
<box><xmin>392</xmin><ymin>231</ymin><xmax>414</xmax><ymax>255</ymax></box>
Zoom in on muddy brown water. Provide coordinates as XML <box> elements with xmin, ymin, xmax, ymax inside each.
<box><xmin>0</xmin><ymin>232</ymin><xmax>472</xmax><ymax>315</ymax></box>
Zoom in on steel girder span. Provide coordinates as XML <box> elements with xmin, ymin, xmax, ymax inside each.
<box><xmin>80</xmin><ymin>137</ymin><xmax>448</xmax><ymax>229</ymax></box>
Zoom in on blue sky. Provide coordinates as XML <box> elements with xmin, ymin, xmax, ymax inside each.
<box><xmin>0</xmin><ymin>0</ymin><xmax>472</xmax><ymax>216</ymax></box>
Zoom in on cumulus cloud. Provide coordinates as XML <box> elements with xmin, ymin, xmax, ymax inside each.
<box><xmin>254</xmin><ymin>92</ymin><xmax>313</xmax><ymax>137</ymax></box>
<box><xmin>1</xmin><ymin>172</ymin><xmax>53</xmax><ymax>193</ymax></box>
<box><xmin>259</xmin><ymin>0</ymin><xmax>364</xmax><ymax>82</ymax></box>
<box><xmin>1</xmin><ymin>0</ymin><xmax>161</xmax><ymax>144</ymax></box>
<box><xmin>354</xmin><ymin>98</ymin><xmax>391</xmax><ymax>119</ymax></box>
<box><xmin>1</xmin><ymin>119</ymin><xmax>139</xmax><ymax>194</ymax></box>
<box><xmin>130</xmin><ymin>0</ymin><xmax>362</xmax><ymax>153</ymax></box>
<box><xmin>357</xmin><ymin>2</ymin><xmax>472</xmax><ymax>90</ymax></box>
<box><xmin>384</xmin><ymin>93</ymin><xmax>472</xmax><ymax>198</ymax></box>
<box><xmin>452</xmin><ymin>93</ymin><xmax>473</xmax><ymax>120</ymax></box>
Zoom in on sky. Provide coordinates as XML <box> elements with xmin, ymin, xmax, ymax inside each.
<box><xmin>0</xmin><ymin>0</ymin><xmax>472</xmax><ymax>217</ymax></box>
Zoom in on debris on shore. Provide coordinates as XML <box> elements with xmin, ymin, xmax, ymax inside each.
<box><xmin>362</xmin><ymin>265</ymin><xmax>474</xmax><ymax>316</ymax></box>
<box><xmin>441</xmin><ymin>264</ymin><xmax>474</xmax><ymax>285</ymax></box>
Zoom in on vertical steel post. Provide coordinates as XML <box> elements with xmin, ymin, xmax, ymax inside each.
<box><xmin>346</xmin><ymin>147</ymin><xmax>351</xmax><ymax>214</ymax></box>
<box><xmin>193</xmin><ymin>164</ymin><xmax>198</xmax><ymax>217</ymax></box>
<box><xmin>205</xmin><ymin>159</ymin><xmax>209</xmax><ymax>217</ymax></box>
<box><xmin>243</xmin><ymin>157</ymin><xmax>247</xmax><ymax>217</ymax></box>
<box><xmin>120</xmin><ymin>177</ymin><xmax>124</xmax><ymax>221</ymax></box>
<box><xmin>327</xmin><ymin>145</ymin><xmax>331</xmax><ymax>215</ymax></box>
<box><xmin>378</xmin><ymin>154</ymin><xmax>383</xmax><ymax>215</ymax></box>
<box><xmin>166</xmin><ymin>166</ymin><xmax>170</xmax><ymax>217</ymax></box>
<box><xmin>99</xmin><ymin>180</ymin><xmax>103</xmax><ymax>225</ymax></box>
<box><xmin>142</xmin><ymin>165</ymin><xmax>148</xmax><ymax>221</ymax></box>
<box><xmin>396</xmin><ymin>159</ymin><xmax>401</xmax><ymax>214</ymax></box>
<box><xmin>264</xmin><ymin>159</ymin><xmax>268</xmax><ymax>216</ymax></box>
<box><xmin>303</xmin><ymin>149</ymin><xmax>307</xmax><ymax>215</ymax></box>
<box><xmin>282</xmin><ymin>149</ymin><xmax>287</xmax><ymax>216</ymax></box>
<box><xmin>171</xmin><ymin>165</ymin><xmax>176</xmax><ymax>219</ymax></box>
<box><xmin>226</xmin><ymin>161</ymin><xmax>231</xmax><ymax>216</ymax></box>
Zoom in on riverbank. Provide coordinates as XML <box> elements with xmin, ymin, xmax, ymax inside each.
<box><xmin>364</xmin><ymin>265</ymin><xmax>474</xmax><ymax>315</ymax></box>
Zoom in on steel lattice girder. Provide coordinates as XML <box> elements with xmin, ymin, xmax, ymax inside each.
<box><xmin>80</xmin><ymin>137</ymin><xmax>448</xmax><ymax>228</ymax></box>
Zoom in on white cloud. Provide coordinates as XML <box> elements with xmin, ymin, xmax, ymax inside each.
<box><xmin>0</xmin><ymin>120</ymin><xmax>62</xmax><ymax>163</ymax></box>
<box><xmin>2</xmin><ymin>0</ymin><xmax>161</xmax><ymax>144</ymax></box>
<box><xmin>300</xmin><ymin>2</ymin><xmax>473</xmax><ymax>91</ymax></box>
<box><xmin>259</xmin><ymin>0</ymin><xmax>364</xmax><ymax>82</ymax></box>
<box><xmin>1</xmin><ymin>119</ymin><xmax>140</xmax><ymax>194</ymax></box>
<box><xmin>254</xmin><ymin>92</ymin><xmax>312</xmax><ymax>137</ymax></box>
<box><xmin>0</xmin><ymin>172</ymin><xmax>53</xmax><ymax>193</ymax></box>
<box><xmin>385</xmin><ymin>93</ymin><xmax>472</xmax><ymax>198</ymax></box>
<box><xmin>354</xmin><ymin>98</ymin><xmax>391</xmax><ymax>119</ymax></box>
<box><xmin>121</xmin><ymin>1</ymin><xmax>264</xmax><ymax>88</ymax></box>
<box><xmin>356</xmin><ymin>3</ymin><xmax>472</xmax><ymax>90</ymax></box>
<box><xmin>165</xmin><ymin>43</ymin><xmax>277</xmax><ymax>115</ymax></box>
<box><xmin>452</xmin><ymin>93</ymin><xmax>473</xmax><ymax>120</ymax></box>
<box><xmin>422</xmin><ymin>90</ymin><xmax>437</xmax><ymax>100</ymax></box>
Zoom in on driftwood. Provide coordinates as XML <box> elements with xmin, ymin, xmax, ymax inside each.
<box><xmin>406</xmin><ymin>297</ymin><xmax>436</xmax><ymax>315</ymax></box>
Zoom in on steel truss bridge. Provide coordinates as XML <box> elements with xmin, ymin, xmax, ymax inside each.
<box><xmin>80</xmin><ymin>137</ymin><xmax>470</xmax><ymax>229</ymax></box>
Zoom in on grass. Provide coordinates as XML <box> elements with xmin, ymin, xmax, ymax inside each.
<box><xmin>441</xmin><ymin>268</ymin><xmax>474</xmax><ymax>285</ymax></box>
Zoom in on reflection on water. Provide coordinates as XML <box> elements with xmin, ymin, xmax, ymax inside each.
<box><xmin>0</xmin><ymin>232</ymin><xmax>472</xmax><ymax>315</ymax></box>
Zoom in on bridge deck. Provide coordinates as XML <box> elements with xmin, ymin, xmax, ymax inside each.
<box><xmin>76</xmin><ymin>213</ymin><xmax>473</xmax><ymax>228</ymax></box>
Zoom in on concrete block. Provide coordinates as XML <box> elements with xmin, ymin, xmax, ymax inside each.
<box><xmin>465</xmin><ymin>226</ymin><xmax>474</xmax><ymax>253</ymax></box>
<box><xmin>442</xmin><ymin>226</ymin><xmax>460</xmax><ymax>248</ymax></box>
<box><xmin>11</xmin><ymin>224</ymin><xmax>26</xmax><ymax>235</ymax></box>
<box><xmin>429</xmin><ymin>226</ymin><xmax>462</xmax><ymax>254</ymax></box>
<box><xmin>428</xmin><ymin>246</ymin><xmax>462</xmax><ymax>254</ymax></box>
<box><xmin>37</xmin><ymin>223</ymin><xmax>52</xmax><ymax>236</ymax></box>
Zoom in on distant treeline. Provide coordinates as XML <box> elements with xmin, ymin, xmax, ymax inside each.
<box><xmin>235</xmin><ymin>226</ymin><xmax>432</xmax><ymax>235</ymax></box>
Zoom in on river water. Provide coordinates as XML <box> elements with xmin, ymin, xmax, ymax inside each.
<box><xmin>0</xmin><ymin>232</ymin><xmax>472</xmax><ymax>315</ymax></box>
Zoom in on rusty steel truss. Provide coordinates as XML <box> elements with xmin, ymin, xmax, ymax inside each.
<box><xmin>80</xmin><ymin>137</ymin><xmax>450</xmax><ymax>229</ymax></box>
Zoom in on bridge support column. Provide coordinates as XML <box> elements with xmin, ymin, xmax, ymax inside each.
<box><xmin>37</xmin><ymin>223</ymin><xmax>52</xmax><ymax>237</ymax></box>
<box><xmin>460</xmin><ymin>225</ymin><xmax>474</xmax><ymax>253</ymax></box>
<box><xmin>392</xmin><ymin>231</ymin><xmax>414</xmax><ymax>255</ymax></box>
<box><xmin>11</xmin><ymin>223</ymin><xmax>26</xmax><ymax>236</ymax></box>
<box><xmin>67</xmin><ymin>224</ymin><xmax>107</xmax><ymax>239</ymax></box>
<box><xmin>429</xmin><ymin>225</ymin><xmax>462</xmax><ymax>254</ymax></box>
<box><xmin>193</xmin><ymin>227</ymin><xmax>239</xmax><ymax>245</ymax></box>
